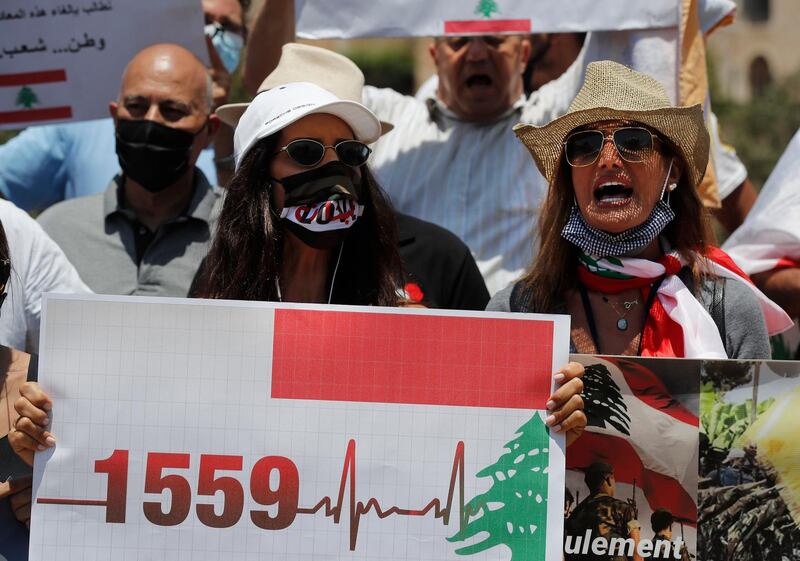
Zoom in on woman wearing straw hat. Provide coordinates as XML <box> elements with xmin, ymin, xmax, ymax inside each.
<box><xmin>489</xmin><ymin>61</ymin><xmax>791</xmax><ymax>358</ymax></box>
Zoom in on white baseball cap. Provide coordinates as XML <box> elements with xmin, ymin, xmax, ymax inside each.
<box><xmin>233</xmin><ymin>81</ymin><xmax>382</xmax><ymax>169</ymax></box>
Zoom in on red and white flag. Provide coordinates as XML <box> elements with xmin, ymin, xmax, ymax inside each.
<box><xmin>0</xmin><ymin>70</ymin><xmax>72</xmax><ymax>126</ymax></box>
<box><xmin>567</xmin><ymin>356</ymin><xmax>699</xmax><ymax>524</ymax></box>
<box><xmin>723</xmin><ymin>128</ymin><xmax>800</xmax><ymax>276</ymax></box>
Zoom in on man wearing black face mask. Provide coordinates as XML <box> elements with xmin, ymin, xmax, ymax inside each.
<box><xmin>37</xmin><ymin>44</ymin><xmax>222</xmax><ymax>297</ymax></box>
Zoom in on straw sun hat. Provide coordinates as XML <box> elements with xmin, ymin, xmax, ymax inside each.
<box><xmin>513</xmin><ymin>60</ymin><xmax>710</xmax><ymax>190</ymax></box>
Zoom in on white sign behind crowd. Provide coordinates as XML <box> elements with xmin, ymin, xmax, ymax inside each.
<box><xmin>296</xmin><ymin>0</ymin><xmax>680</xmax><ymax>38</ymax></box>
<box><xmin>295</xmin><ymin>0</ymin><xmax>683</xmax><ymax>104</ymax></box>
<box><xmin>0</xmin><ymin>0</ymin><xmax>206</xmax><ymax>129</ymax></box>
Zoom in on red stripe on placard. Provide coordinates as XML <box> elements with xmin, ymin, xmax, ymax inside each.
<box><xmin>567</xmin><ymin>432</ymin><xmax>697</xmax><ymax>524</ymax></box>
<box><xmin>0</xmin><ymin>106</ymin><xmax>73</xmax><ymax>124</ymax></box>
<box><xmin>271</xmin><ymin>309</ymin><xmax>553</xmax><ymax>409</ymax></box>
<box><xmin>0</xmin><ymin>69</ymin><xmax>67</xmax><ymax>87</ymax></box>
<box><xmin>444</xmin><ymin>19</ymin><xmax>531</xmax><ymax>34</ymax></box>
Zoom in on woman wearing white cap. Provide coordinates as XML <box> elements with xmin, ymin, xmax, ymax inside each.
<box><xmin>490</xmin><ymin>61</ymin><xmax>791</xmax><ymax>358</ymax></box>
<box><xmin>192</xmin><ymin>81</ymin><xmax>402</xmax><ymax>305</ymax></box>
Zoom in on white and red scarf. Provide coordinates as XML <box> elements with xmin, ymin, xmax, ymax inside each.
<box><xmin>723</xmin><ymin>129</ymin><xmax>800</xmax><ymax>276</ymax></box>
<box><xmin>578</xmin><ymin>247</ymin><xmax>793</xmax><ymax>358</ymax></box>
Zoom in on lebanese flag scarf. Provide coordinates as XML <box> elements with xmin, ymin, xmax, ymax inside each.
<box><xmin>577</xmin><ymin>246</ymin><xmax>793</xmax><ymax>358</ymax></box>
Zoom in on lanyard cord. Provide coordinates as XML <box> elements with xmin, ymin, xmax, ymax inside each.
<box><xmin>327</xmin><ymin>241</ymin><xmax>344</xmax><ymax>305</ymax></box>
<box><xmin>577</xmin><ymin>276</ymin><xmax>664</xmax><ymax>355</ymax></box>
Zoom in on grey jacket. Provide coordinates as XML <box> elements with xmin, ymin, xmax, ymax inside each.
<box><xmin>487</xmin><ymin>276</ymin><xmax>771</xmax><ymax>359</ymax></box>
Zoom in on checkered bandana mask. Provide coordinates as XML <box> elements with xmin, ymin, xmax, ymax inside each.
<box><xmin>561</xmin><ymin>200</ymin><xmax>676</xmax><ymax>257</ymax></box>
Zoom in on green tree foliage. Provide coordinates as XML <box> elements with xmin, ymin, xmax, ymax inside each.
<box><xmin>702</xmin><ymin>360</ymin><xmax>755</xmax><ymax>393</ymax></box>
<box><xmin>0</xmin><ymin>130</ymin><xmax>19</xmax><ymax>144</ymax></box>
<box><xmin>15</xmin><ymin>86</ymin><xmax>39</xmax><ymax>109</ymax></box>
<box><xmin>474</xmin><ymin>0</ymin><xmax>500</xmax><ymax>18</ymax></box>
<box><xmin>448</xmin><ymin>413</ymin><xmax>550</xmax><ymax>560</ymax></box>
<box><xmin>700</xmin><ymin>391</ymin><xmax>775</xmax><ymax>451</ymax></box>
<box><xmin>348</xmin><ymin>46</ymin><xmax>415</xmax><ymax>96</ymax></box>
<box><xmin>710</xmin><ymin>59</ymin><xmax>800</xmax><ymax>189</ymax></box>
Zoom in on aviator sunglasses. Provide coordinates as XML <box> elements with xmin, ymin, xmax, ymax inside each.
<box><xmin>564</xmin><ymin>127</ymin><xmax>661</xmax><ymax>167</ymax></box>
<box><xmin>275</xmin><ymin>139</ymin><xmax>372</xmax><ymax>168</ymax></box>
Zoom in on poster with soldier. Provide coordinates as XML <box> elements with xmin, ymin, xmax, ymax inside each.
<box><xmin>566</xmin><ymin>356</ymin><xmax>700</xmax><ymax>561</ymax></box>
<box><xmin>698</xmin><ymin>359</ymin><xmax>800</xmax><ymax>560</ymax></box>
<box><xmin>564</xmin><ymin>355</ymin><xmax>800</xmax><ymax>561</ymax></box>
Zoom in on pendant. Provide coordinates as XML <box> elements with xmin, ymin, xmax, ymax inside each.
<box><xmin>617</xmin><ymin>318</ymin><xmax>628</xmax><ymax>331</ymax></box>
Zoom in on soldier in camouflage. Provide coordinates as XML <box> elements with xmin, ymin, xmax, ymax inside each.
<box><xmin>651</xmin><ymin>508</ymin><xmax>690</xmax><ymax>561</ymax></box>
<box><xmin>565</xmin><ymin>462</ymin><xmax>642</xmax><ymax>561</ymax></box>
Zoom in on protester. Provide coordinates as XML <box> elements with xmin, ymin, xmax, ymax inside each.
<box><xmin>723</xmin><ymin>128</ymin><xmax>800</xmax><ymax>357</ymax></box>
<box><xmin>215</xmin><ymin>43</ymin><xmax>489</xmax><ymax>309</ymax></box>
<box><xmin>0</xmin><ymin>200</ymin><xmax>91</xmax><ymax>354</ymax></box>
<box><xmin>245</xmin><ymin>1</ymin><xmax>758</xmax><ymax>294</ymax></box>
<box><xmin>0</xmin><ymin>0</ymin><xmax>248</xmax><ymax>211</ymax></box>
<box><xmin>488</xmin><ymin>61</ymin><xmax>792</xmax><ymax>359</ymax></box>
<box><xmin>9</xmin><ymin>47</ymin><xmax>584</xmax><ymax>476</ymax></box>
<box><xmin>13</xmin><ymin>75</ymin><xmax>587</xmax><ymax>470</ymax></box>
<box><xmin>37</xmin><ymin>44</ymin><xmax>221</xmax><ymax>297</ymax></box>
<box><xmin>0</xmin><ymin>221</ymin><xmax>38</xmax><ymax>560</ymax></box>
<box><xmin>193</xmin><ymin>78</ymin><xmax>401</xmax><ymax>304</ymax></box>
<box><xmin>243</xmin><ymin>0</ymin><xmax>596</xmax><ymax>295</ymax></box>
<box><xmin>523</xmin><ymin>33</ymin><xmax>586</xmax><ymax>94</ymax></box>
<box><xmin>707</xmin><ymin>113</ymin><xmax>759</xmax><ymax>234</ymax></box>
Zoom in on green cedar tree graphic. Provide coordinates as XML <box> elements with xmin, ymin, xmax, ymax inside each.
<box><xmin>474</xmin><ymin>0</ymin><xmax>499</xmax><ymax>18</ymax></box>
<box><xmin>16</xmin><ymin>86</ymin><xmax>40</xmax><ymax>109</ymax></box>
<box><xmin>448</xmin><ymin>413</ymin><xmax>550</xmax><ymax>559</ymax></box>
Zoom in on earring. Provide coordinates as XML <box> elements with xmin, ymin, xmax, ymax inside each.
<box><xmin>668</xmin><ymin>183</ymin><xmax>678</xmax><ymax>192</ymax></box>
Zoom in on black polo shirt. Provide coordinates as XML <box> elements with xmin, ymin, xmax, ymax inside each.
<box><xmin>396</xmin><ymin>213</ymin><xmax>490</xmax><ymax>310</ymax></box>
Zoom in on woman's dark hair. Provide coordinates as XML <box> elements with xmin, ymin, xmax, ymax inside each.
<box><xmin>193</xmin><ymin>133</ymin><xmax>403</xmax><ymax>306</ymax></box>
<box><xmin>0</xmin><ymin>220</ymin><xmax>8</xmax><ymax>264</ymax></box>
<box><xmin>0</xmin><ymin>220</ymin><xmax>10</xmax><ymax>311</ymax></box>
<box><xmin>520</xmin><ymin>136</ymin><xmax>713</xmax><ymax>312</ymax></box>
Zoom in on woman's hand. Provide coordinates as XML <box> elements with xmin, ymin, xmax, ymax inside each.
<box><xmin>0</xmin><ymin>475</ymin><xmax>33</xmax><ymax>528</ymax></box>
<box><xmin>544</xmin><ymin>362</ymin><xmax>586</xmax><ymax>447</ymax></box>
<box><xmin>9</xmin><ymin>382</ymin><xmax>54</xmax><ymax>466</ymax></box>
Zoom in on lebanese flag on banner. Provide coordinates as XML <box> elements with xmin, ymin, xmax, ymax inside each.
<box><xmin>723</xmin><ymin>128</ymin><xmax>800</xmax><ymax>277</ymax></box>
<box><xmin>0</xmin><ymin>70</ymin><xmax>73</xmax><ymax>125</ymax></box>
<box><xmin>568</xmin><ymin>356</ymin><xmax>699</xmax><ymax>524</ymax></box>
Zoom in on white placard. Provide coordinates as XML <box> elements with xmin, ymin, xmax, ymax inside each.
<box><xmin>296</xmin><ymin>0</ymin><xmax>680</xmax><ymax>39</ymax></box>
<box><xmin>0</xmin><ymin>1</ymin><xmax>206</xmax><ymax>129</ymax></box>
<box><xmin>30</xmin><ymin>294</ymin><xmax>570</xmax><ymax>561</ymax></box>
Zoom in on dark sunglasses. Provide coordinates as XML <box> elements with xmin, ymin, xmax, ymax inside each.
<box><xmin>564</xmin><ymin>127</ymin><xmax>661</xmax><ymax>167</ymax></box>
<box><xmin>275</xmin><ymin>139</ymin><xmax>371</xmax><ymax>168</ymax></box>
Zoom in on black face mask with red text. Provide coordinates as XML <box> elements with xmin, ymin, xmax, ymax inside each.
<box><xmin>272</xmin><ymin>161</ymin><xmax>364</xmax><ymax>250</ymax></box>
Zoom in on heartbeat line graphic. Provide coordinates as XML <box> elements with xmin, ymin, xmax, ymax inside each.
<box><xmin>35</xmin><ymin>441</ymin><xmax>483</xmax><ymax>550</ymax></box>
<box><xmin>297</xmin><ymin>439</ymin><xmax>469</xmax><ymax>551</ymax></box>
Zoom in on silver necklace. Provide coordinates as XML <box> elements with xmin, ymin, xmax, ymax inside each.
<box><xmin>602</xmin><ymin>296</ymin><xmax>639</xmax><ymax>331</ymax></box>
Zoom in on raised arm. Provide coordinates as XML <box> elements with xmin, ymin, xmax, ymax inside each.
<box><xmin>242</xmin><ymin>0</ymin><xmax>296</xmax><ymax>96</ymax></box>
<box><xmin>751</xmin><ymin>267</ymin><xmax>800</xmax><ymax>320</ymax></box>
